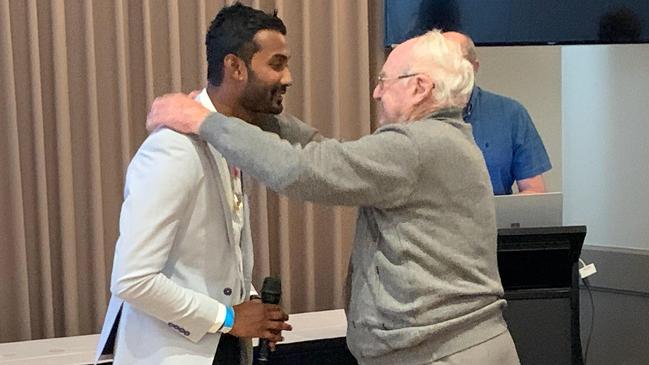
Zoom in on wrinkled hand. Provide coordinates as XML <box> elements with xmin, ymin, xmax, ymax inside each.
<box><xmin>146</xmin><ymin>90</ymin><xmax>209</xmax><ymax>134</ymax></box>
<box><xmin>229</xmin><ymin>301</ymin><xmax>292</xmax><ymax>344</ymax></box>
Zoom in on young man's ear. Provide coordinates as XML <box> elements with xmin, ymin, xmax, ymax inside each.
<box><xmin>224</xmin><ymin>54</ymin><xmax>247</xmax><ymax>81</ymax></box>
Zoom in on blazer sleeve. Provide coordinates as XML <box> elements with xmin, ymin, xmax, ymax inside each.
<box><xmin>199</xmin><ymin>113</ymin><xmax>420</xmax><ymax>208</ymax></box>
<box><xmin>110</xmin><ymin>128</ymin><xmax>222</xmax><ymax>343</ymax></box>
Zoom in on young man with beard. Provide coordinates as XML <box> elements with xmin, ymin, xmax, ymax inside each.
<box><xmin>94</xmin><ymin>4</ymin><xmax>315</xmax><ymax>365</ymax></box>
<box><xmin>146</xmin><ymin>30</ymin><xmax>520</xmax><ymax>365</ymax></box>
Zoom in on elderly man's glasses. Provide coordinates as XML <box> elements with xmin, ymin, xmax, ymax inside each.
<box><xmin>376</xmin><ymin>73</ymin><xmax>420</xmax><ymax>89</ymax></box>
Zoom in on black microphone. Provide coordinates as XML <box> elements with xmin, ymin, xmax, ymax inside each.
<box><xmin>258</xmin><ymin>277</ymin><xmax>282</xmax><ymax>363</ymax></box>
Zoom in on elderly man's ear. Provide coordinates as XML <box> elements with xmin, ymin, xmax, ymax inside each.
<box><xmin>411</xmin><ymin>74</ymin><xmax>435</xmax><ymax>104</ymax></box>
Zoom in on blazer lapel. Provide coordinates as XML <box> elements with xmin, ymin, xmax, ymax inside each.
<box><xmin>201</xmin><ymin>141</ymin><xmax>236</xmax><ymax>248</ymax></box>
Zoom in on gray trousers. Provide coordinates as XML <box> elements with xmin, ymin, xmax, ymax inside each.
<box><xmin>429</xmin><ymin>330</ymin><xmax>520</xmax><ymax>365</ymax></box>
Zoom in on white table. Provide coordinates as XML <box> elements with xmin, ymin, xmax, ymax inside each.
<box><xmin>0</xmin><ymin>309</ymin><xmax>347</xmax><ymax>365</ymax></box>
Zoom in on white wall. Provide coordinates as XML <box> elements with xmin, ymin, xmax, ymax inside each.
<box><xmin>475</xmin><ymin>46</ymin><xmax>562</xmax><ymax>193</ymax></box>
<box><xmin>476</xmin><ymin>44</ymin><xmax>649</xmax><ymax>250</ymax></box>
<box><xmin>562</xmin><ymin>44</ymin><xmax>649</xmax><ymax>250</ymax></box>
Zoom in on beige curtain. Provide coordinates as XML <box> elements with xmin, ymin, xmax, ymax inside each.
<box><xmin>0</xmin><ymin>0</ymin><xmax>385</xmax><ymax>342</ymax></box>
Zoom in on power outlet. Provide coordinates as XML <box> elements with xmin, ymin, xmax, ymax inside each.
<box><xmin>579</xmin><ymin>263</ymin><xmax>597</xmax><ymax>279</ymax></box>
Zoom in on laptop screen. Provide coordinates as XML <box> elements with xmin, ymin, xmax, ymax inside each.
<box><xmin>494</xmin><ymin>192</ymin><xmax>563</xmax><ymax>229</ymax></box>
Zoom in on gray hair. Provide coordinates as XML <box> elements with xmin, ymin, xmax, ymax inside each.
<box><xmin>408</xmin><ymin>30</ymin><xmax>474</xmax><ymax>109</ymax></box>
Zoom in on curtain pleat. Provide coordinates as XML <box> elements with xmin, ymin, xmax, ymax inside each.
<box><xmin>0</xmin><ymin>0</ymin><xmax>32</xmax><ymax>342</ymax></box>
<box><xmin>196</xmin><ymin>0</ymin><xmax>208</xmax><ymax>81</ymax></box>
<box><xmin>81</xmin><ymin>0</ymin><xmax>110</xmax><ymax>332</ymax></box>
<box><xmin>27</xmin><ymin>0</ymin><xmax>56</xmax><ymax>339</ymax></box>
<box><xmin>50</xmin><ymin>0</ymin><xmax>81</xmax><ymax>336</ymax></box>
<box><xmin>167</xmin><ymin>0</ymin><xmax>182</xmax><ymax>91</ymax></box>
<box><xmin>114</xmin><ymin>0</ymin><xmax>133</xmax><ymax>172</ymax></box>
<box><xmin>1</xmin><ymin>0</ymin><xmax>382</xmax><ymax>342</ymax></box>
<box><xmin>142</xmin><ymin>1</ymin><xmax>155</xmax><ymax>105</ymax></box>
<box><xmin>297</xmin><ymin>1</ymin><xmax>317</xmax><ymax>311</ymax></box>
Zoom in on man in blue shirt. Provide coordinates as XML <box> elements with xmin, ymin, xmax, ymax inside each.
<box><xmin>444</xmin><ymin>32</ymin><xmax>552</xmax><ymax>195</ymax></box>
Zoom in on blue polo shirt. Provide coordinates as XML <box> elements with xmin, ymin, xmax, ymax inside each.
<box><xmin>464</xmin><ymin>87</ymin><xmax>551</xmax><ymax>195</ymax></box>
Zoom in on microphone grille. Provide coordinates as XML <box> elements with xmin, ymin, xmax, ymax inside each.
<box><xmin>261</xmin><ymin>276</ymin><xmax>281</xmax><ymax>295</ymax></box>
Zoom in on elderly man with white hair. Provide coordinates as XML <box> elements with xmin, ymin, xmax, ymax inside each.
<box><xmin>146</xmin><ymin>29</ymin><xmax>519</xmax><ymax>365</ymax></box>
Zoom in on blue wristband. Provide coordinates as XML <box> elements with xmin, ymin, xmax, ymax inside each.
<box><xmin>221</xmin><ymin>305</ymin><xmax>235</xmax><ymax>333</ymax></box>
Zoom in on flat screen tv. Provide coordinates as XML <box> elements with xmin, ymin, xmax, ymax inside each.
<box><xmin>385</xmin><ymin>0</ymin><xmax>649</xmax><ymax>46</ymax></box>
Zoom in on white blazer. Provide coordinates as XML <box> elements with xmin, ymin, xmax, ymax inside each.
<box><xmin>95</xmin><ymin>123</ymin><xmax>254</xmax><ymax>364</ymax></box>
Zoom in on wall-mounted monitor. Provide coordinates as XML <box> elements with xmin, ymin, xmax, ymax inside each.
<box><xmin>385</xmin><ymin>0</ymin><xmax>649</xmax><ymax>46</ymax></box>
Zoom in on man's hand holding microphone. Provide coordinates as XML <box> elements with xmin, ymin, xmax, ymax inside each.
<box><xmin>230</xmin><ymin>277</ymin><xmax>289</xmax><ymax>357</ymax></box>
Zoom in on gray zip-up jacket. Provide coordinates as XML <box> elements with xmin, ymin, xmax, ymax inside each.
<box><xmin>200</xmin><ymin>110</ymin><xmax>508</xmax><ymax>364</ymax></box>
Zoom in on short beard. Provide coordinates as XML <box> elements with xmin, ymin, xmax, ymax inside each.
<box><xmin>240</xmin><ymin>70</ymin><xmax>284</xmax><ymax>115</ymax></box>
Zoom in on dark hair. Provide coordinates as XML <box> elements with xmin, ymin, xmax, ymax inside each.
<box><xmin>408</xmin><ymin>0</ymin><xmax>462</xmax><ymax>39</ymax></box>
<box><xmin>598</xmin><ymin>7</ymin><xmax>642</xmax><ymax>43</ymax></box>
<box><xmin>206</xmin><ymin>2</ymin><xmax>286</xmax><ymax>86</ymax></box>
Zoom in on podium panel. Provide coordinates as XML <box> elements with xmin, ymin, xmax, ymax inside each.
<box><xmin>504</xmin><ymin>297</ymin><xmax>573</xmax><ymax>365</ymax></box>
<box><xmin>498</xmin><ymin>226</ymin><xmax>586</xmax><ymax>365</ymax></box>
